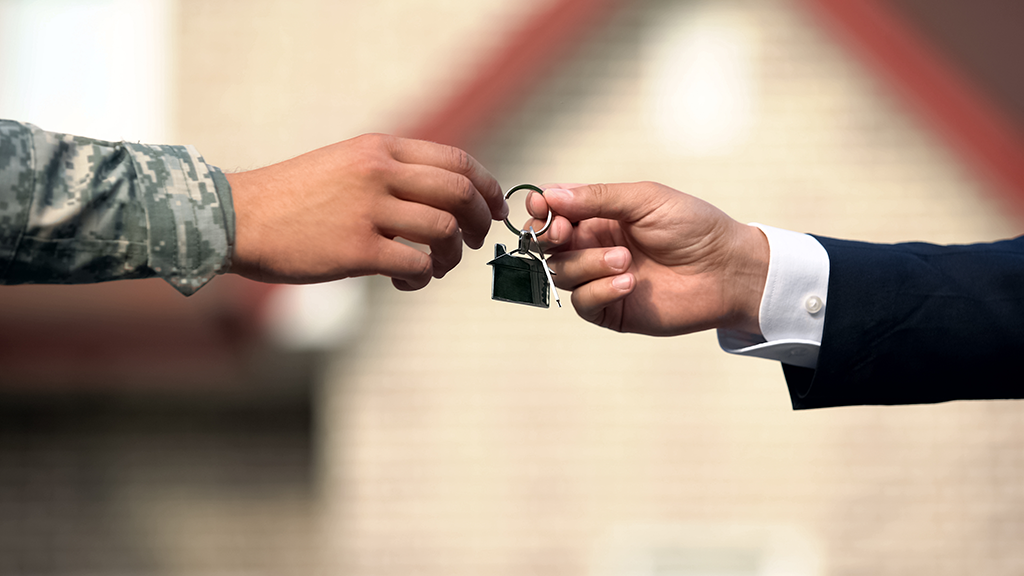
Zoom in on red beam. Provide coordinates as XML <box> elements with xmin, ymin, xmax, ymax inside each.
<box><xmin>405</xmin><ymin>0</ymin><xmax>626</xmax><ymax>148</ymax></box>
<box><xmin>802</xmin><ymin>0</ymin><xmax>1024</xmax><ymax>217</ymax></box>
<box><xmin>0</xmin><ymin>277</ymin><xmax>271</xmax><ymax>390</ymax></box>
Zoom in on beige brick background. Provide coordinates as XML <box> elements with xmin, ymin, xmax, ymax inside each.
<box><xmin>3</xmin><ymin>0</ymin><xmax>1023</xmax><ymax>574</ymax></box>
<box><xmin>315</xmin><ymin>1</ymin><xmax>1024</xmax><ymax>575</ymax></box>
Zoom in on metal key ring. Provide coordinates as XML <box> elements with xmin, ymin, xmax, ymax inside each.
<box><xmin>503</xmin><ymin>184</ymin><xmax>552</xmax><ymax>236</ymax></box>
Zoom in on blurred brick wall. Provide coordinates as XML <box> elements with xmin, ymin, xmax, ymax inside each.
<box><xmin>319</xmin><ymin>0</ymin><xmax>1024</xmax><ymax>575</ymax></box>
<box><xmin>3</xmin><ymin>0</ymin><xmax>1023</xmax><ymax>574</ymax></box>
<box><xmin>0</xmin><ymin>1</ymin><xmax>546</xmax><ymax>574</ymax></box>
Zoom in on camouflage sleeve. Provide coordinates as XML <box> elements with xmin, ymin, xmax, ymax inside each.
<box><xmin>0</xmin><ymin>119</ymin><xmax>234</xmax><ymax>296</ymax></box>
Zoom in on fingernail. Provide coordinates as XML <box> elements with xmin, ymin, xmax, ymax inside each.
<box><xmin>500</xmin><ymin>201</ymin><xmax>509</xmax><ymax>220</ymax></box>
<box><xmin>544</xmin><ymin>188</ymin><xmax>572</xmax><ymax>202</ymax></box>
<box><xmin>525</xmin><ymin>191</ymin><xmax>541</xmax><ymax>217</ymax></box>
<box><xmin>543</xmin><ymin>221</ymin><xmax>558</xmax><ymax>243</ymax></box>
<box><xmin>604</xmin><ymin>248</ymin><xmax>627</xmax><ymax>270</ymax></box>
<box><xmin>611</xmin><ymin>274</ymin><xmax>632</xmax><ymax>290</ymax></box>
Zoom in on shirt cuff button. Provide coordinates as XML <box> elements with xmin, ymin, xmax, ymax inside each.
<box><xmin>804</xmin><ymin>295</ymin><xmax>823</xmax><ymax>314</ymax></box>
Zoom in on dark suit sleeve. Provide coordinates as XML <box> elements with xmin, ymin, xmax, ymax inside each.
<box><xmin>782</xmin><ymin>235</ymin><xmax>1024</xmax><ymax>409</ymax></box>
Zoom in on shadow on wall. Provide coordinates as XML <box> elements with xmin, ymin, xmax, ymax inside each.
<box><xmin>0</xmin><ymin>379</ymin><xmax>318</xmax><ymax>573</ymax></box>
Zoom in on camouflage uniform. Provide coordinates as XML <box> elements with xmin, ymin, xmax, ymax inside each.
<box><xmin>0</xmin><ymin>120</ymin><xmax>233</xmax><ymax>296</ymax></box>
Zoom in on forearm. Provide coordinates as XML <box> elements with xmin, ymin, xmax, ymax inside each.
<box><xmin>720</xmin><ymin>220</ymin><xmax>770</xmax><ymax>335</ymax></box>
<box><xmin>0</xmin><ymin>120</ymin><xmax>233</xmax><ymax>295</ymax></box>
<box><xmin>786</xmin><ymin>235</ymin><xmax>1024</xmax><ymax>408</ymax></box>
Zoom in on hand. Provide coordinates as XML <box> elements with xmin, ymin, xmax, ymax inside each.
<box><xmin>525</xmin><ymin>182</ymin><xmax>768</xmax><ymax>336</ymax></box>
<box><xmin>226</xmin><ymin>134</ymin><xmax>506</xmax><ymax>290</ymax></box>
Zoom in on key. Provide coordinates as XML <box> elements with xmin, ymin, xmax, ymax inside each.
<box><xmin>488</xmin><ymin>242</ymin><xmax>550</xmax><ymax>308</ymax></box>
<box><xmin>530</xmin><ymin>226</ymin><xmax>560</xmax><ymax>308</ymax></box>
<box><xmin>486</xmin><ymin>183</ymin><xmax>558</xmax><ymax>309</ymax></box>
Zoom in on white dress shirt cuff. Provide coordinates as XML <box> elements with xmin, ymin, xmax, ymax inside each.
<box><xmin>717</xmin><ymin>224</ymin><xmax>830</xmax><ymax>369</ymax></box>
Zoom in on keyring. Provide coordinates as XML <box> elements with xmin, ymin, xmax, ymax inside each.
<box><xmin>503</xmin><ymin>184</ymin><xmax>552</xmax><ymax>236</ymax></box>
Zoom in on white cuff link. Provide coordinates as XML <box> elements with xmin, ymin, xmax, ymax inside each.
<box><xmin>718</xmin><ymin>225</ymin><xmax>830</xmax><ymax>369</ymax></box>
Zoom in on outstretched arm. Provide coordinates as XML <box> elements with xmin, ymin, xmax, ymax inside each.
<box><xmin>0</xmin><ymin>121</ymin><xmax>506</xmax><ymax>294</ymax></box>
<box><xmin>528</xmin><ymin>181</ymin><xmax>1024</xmax><ymax>408</ymax></box>
<box><xmin>227</xmin><ymin>133</ymin><xmax>506</xmax><ymax>291</ymax></box>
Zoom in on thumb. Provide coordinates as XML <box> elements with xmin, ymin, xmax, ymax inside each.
<box><xmin>541</xmin><ymin>182</ymin><xmax>668</xmax><ymax>224</ymax></box>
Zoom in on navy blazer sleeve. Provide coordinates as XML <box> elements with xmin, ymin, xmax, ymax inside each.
<box><xmin>782</xmin><ymin>235</ymin><xmax>1024</xmax><ymax>409</ymax></box>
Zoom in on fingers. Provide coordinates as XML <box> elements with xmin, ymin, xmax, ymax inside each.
<box><xmin>527</xmin><ymin>184</ymin><xmax>585</xmax><ymax>220</ymax></box>
<box><xmin>392</xmin><ymin>277</ymin><xmax>424</xmax><ymax>292</ymax></box>
<box><xmin>389</xmin><ymin>137</ymin><xmax>507</xmax><ymax>221</ymax></box>
<box><xmin>226</xmin><ymin>133</ymin><xmax>504</xmax><ymax>290</ymax></box>
<box><xmin>390</xmin><ymin>163</ymin><xmax>492</xmax><ymax>249</ymax></box>
<box><xmin>525</xmin><ymin>191</ymin><xmax>575</xmax><ymax>251</ymax></box>
<box><xmin>547</xmin><ymin>246</ymin><xmax>631</xmax><ymax>290</ymax></box>
<box><xmin>540</xmin><ymin>182</ymin><xmax>586</xmax><ymax>190</ymax></box>
<box><xmin>371</xmin><ymin>238</ymin><xmax>435</xmax><ymax>291</ymax></box>
<box><xmin>571</xmin><ymin>274</ymin><xmax>635</xmax><ymax>325</ymax></box>
<box><xmin>544</xmin><ymin>244</ymin><xmax>634</xmax><ymax>327</ymax></box>
<box><xmin>540</xmin><ymin>181</ymin><xmax>672</xmax><ymax>224</ymax></box>
<box><xmin>521</xmin><ymin>214</ymin><xmax>574</xmax><ymax>251</ymax></box>
<box><xmin>526</xmin><ymin>190</ymin><xmax>550</xmax><ymax>219</ymax></box>
<box><xmin>377</xmin><ymin>200</ymin><xmax>463</xmax><ymax>279</ymax></box>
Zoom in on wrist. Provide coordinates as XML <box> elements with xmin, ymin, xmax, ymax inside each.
<box><xmin>722</xmin><ymin>222</ymin><xmax>768</xmax><ymax>335</ymax></box>
<box><xmin>224</xmin><ymin>171</ymin><xmax>263</xmax><ymax>281</ymax></box>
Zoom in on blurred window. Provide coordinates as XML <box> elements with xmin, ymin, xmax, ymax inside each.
<box><xmin>0</xmin><ymin>0</ymin><xmax>173</xmax><ymax>142</ymax></box>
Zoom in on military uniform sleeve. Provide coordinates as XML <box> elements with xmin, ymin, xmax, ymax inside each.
<box><xmin>0</xmin><ymin>120</ymin><xmax>234</xmax><ymax>295</ymax></box>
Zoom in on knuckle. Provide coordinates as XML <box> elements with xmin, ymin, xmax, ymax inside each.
<box><xmin>589</xmin><ymin>182</ymin><xmax>610</xmax><ymax>201</ymax></box>
<box><xmin>444</xmin><ymin>145</ymin><xmax>474</xmax><ymax>174</ymax></box>
<box><xmin>354</xmin><ymin>237</ymin><xmax>387</xmax><ymax>273</ymax></box>
<box><xmin>446</xmin><ymin>173</ymin><xmax>478</xmax><ymax>207</ymax></box>
<box><xmin>410</xmin><ymin>252</ymin><xmax>433</xmax><ymax>279</ymax></box>
<box><xmin>434</xmin><ymin>246</ymin><xmax>462</xmax><ymax>272</ymax></box>
<box><xmin>636</xmin><ymin>180</ymin><xmax>673</xmax><ymax>210</ymax></box>
<box><xmin>637</xmin><ymin>180</ymin><xmax>671</xmax><ymax>199</ymax></box>
<box><xmin>358</xmin><ymin>132</ymin><xmax>393</xmax><ymax>151</ymax></box>
<box><xmin>351</xmin><ymin>145</ymin><xmax>393</xmax><ymax>179</ymax></box>
<box><xmin>358</xmin><ymin>157</ymin><xmax>392</xmax><ymax>181</ymax></box>
<box><xmin>640</xmin><ymin>180</ymin><xmax>670</xmax><ymax>199</ymax></box>
<box><xmin>435</xmin><ymin>211</ymin><xmax>460</xmax><ymax>239</ymax></box>
<box><xmin>352</xmin><ymin>134</ymin><xmax>397</xmax><ymax>166</ymax></box>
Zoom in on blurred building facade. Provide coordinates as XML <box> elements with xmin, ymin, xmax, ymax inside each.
<box><xmin>1</xmin><ymin>0</ymin><xmax>1023</xmax><ymax>574</ymax></box>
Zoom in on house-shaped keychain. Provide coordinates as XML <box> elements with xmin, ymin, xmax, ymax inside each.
<box><xmin>487</xmin><ymin>243</ymin><xmax>550</xmax><ymax>308</ymax></box>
